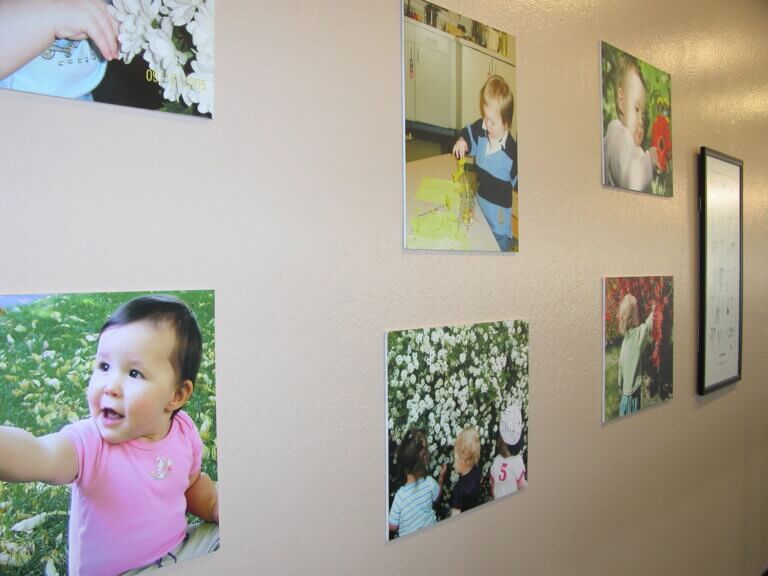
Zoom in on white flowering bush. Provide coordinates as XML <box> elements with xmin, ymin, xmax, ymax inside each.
<box><xmin>387</xmin><ymin>321</ymin><xmax>529</xmax><ymax>512</ymax></box>
<box><xmin>109</xmin><ymin>0</ymin><xmax>215</xmax><ymax>116</ymax></box>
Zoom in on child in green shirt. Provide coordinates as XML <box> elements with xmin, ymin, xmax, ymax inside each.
<box><xmin>617</xmin><ymin>294</ymin><xmax>655</xmax><ymax>416</ymax></box>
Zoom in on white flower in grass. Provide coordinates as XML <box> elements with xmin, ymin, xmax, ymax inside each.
<box><xmin>109</xmin><ymin>0</ymin><xmax>162</xmax><ymax>64</ymax></box>
<box><xmin>161</xmin><ymin>0</ymin><xmax>204</xmax><ymax>25</ymax></box>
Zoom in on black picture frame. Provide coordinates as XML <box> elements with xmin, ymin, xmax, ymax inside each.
<box><xmin>698</xmin><ymin>147</ymin><xmax>743</xmax><ymax>395</ymax></box>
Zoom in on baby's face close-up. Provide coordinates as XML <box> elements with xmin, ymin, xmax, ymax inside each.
<box><xmin>620</xmin><ymin>69</ymin><xmax>646</xmax><ymax>147</ymax></box>
<box><xmin>87</xmin><ymin>320</ymin><xmax>181</xmax><ymax>444</ymax></box>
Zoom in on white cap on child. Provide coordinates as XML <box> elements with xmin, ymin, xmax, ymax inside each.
<box><xmin>500</xmin><ymin>403</ymin><xmax>523</xmax><ymax>445</ymax></box>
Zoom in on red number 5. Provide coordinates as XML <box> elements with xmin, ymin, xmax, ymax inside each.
<box><xmin>499</xmin><ymin>462</ymin><xmax>508</xmax><ymax>481</ymax></box>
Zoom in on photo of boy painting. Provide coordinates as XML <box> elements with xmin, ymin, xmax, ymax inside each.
<box><xmin>403</xmin><ymin>0</ymin><xmax>518</xmax><ymax>251</ymax></box>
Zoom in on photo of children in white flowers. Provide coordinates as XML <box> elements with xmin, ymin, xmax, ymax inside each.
<box><xmin>387</xmin><ymin>321</ymin><xmax>529</xmax><ymax>540</ymax></box>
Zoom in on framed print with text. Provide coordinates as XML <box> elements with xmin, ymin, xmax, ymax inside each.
<box><xmin>698</xmin><ymin>147</ymin><xmax>743</xmax><ymax>395</ymax></box>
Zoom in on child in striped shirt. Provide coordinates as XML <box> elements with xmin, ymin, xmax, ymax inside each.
<box><xmin>452</xmin><ymin>75</ymin><xmax>518</xmax><ymax>251</ymax></box>
<box><xmin>388</xmin><ymin>429</ymin><xmax>446</xmax><ymax>537</ymax></box>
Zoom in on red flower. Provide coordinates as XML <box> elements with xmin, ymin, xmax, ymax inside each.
<box><xmin>651</xmin><ymin>115</ymin><xmax>672</xmax><ymax>172</ymax></box>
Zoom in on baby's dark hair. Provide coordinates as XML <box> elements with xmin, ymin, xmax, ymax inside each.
<box><xmin>100</xmin><ymin>295</ymin><xmax>203</xmax><ymax>386</ymax></box>
<box><xmin>496</xmin><ymin>433</ymin><xmax>523</xmax><ymax>458</ymax></box>
<box><xmin>396</xmin><ymin>429</ymin><xmax>429</xmax><ymax>480</ymax></box>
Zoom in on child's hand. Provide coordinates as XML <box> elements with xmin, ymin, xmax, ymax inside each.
<box><xmin>438</xmin><ymin>463</ymin><xmax>447</xmax><ymax>484</ymax></box>
<box><xmin>0</xmin><ymin>0</ymin><xmax>119</xmax><ymax>78</ymax></box>
<box><xmin>453</xmin><ymin>137</ymin><xmax>468</xmax><ymax>159</ymax></box>
<box><xmin>46</xmin><ymin>0</ymin><xmax>119</xmax><ymax>60</ymax></box>
<box><xmin>649</xmin><ymin>146</ymin><xmax>661</xmax><ymax>172</ymax></box>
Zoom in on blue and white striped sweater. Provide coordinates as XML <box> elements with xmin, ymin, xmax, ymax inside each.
<box><xmin>462</xmin><ymin>119</ymin><xmax>518</xmax><ymax>208</ymax></box>
<box><xmin>389</xmin><ymin>476</ymin><xmax>439</xmax><ymax>536</ymax></box>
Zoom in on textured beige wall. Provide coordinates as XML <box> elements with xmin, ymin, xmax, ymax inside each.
<box><xmin>1</xmin><ymin>0</ymin><xmax>767</xmax><ymax>574</ymax></box>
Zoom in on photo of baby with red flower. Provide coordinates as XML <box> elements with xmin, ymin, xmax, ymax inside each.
<box><xmin>601</xmin><ymin>41</ymin><xmax>673</xmax><ymax>197</ymax></box>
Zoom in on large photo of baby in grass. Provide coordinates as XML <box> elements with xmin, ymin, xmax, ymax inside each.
<box><xmin>0</xmin><ymin>0</ymin><xmax>214</xmax><ymax>117</ymax></box>
<box><xmin>603</xmin><ymin>277</ymin><xmax>673</xmax><ymax>422</ymax></box>
<box><xmin>387</xmin><ymin>321</ymin><xmax>529</xmax><ymax>540</ymax></box>
<box><xmin>601</xmin><ymin>41</ymin><xmax>672</xmax><ymax>196</ymax></box>
<box><xmin>0</xmin><ymin>290</ymin><xmax>218</xmax><ymax>575</ymax></box>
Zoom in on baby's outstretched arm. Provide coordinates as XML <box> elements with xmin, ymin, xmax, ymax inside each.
<box><xmin>186</xmin><ymin>471</ymin><xmax>219</xmax><ymax>524</ymax></box>
<box><xmin>0</xmin><ymin>0</ymin><xmax>118</xmax><ymax>79</ymax></box>
<box><xmin>0</xmin><ymin>427</ymin><xmax>78</xmax><ymax>485</ymax></box>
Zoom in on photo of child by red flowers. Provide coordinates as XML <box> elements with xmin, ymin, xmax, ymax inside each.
<box><xmin>603</xmin><ymin>277</ymin><xmax>674</xmax><ymax>421</ymax></box>
<box><xmin>601</xmin><ymin>42</ymin><xmax>672</xmax><ymax>196</ymax></box>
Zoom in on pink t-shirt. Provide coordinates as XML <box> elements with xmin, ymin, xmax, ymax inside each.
<box><xmin>62</xmin><ymin>411</ymin><xmax>203</xmax><ymax>576</ymax></box>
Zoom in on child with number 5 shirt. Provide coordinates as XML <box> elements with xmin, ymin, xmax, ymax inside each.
<box><xmin>0</xmin><ymin>295</ymin><xmax>219</xmax><ymax>575</ymax></box>
<box><xmin>0</xmin><ymin>0</ymin><xmax>119</xmax><ymax>100</ymax></box>
<box><xmin>490</xmin><ymin>403</ymin><xmax>527</xmax><ymax>498</ymax></box>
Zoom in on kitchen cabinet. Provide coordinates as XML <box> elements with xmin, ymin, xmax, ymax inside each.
<box><xmin>404</xmin><ymin>31</ymin><xmax>415</xmax><ymax>121</ymax></box>
<box><xmin>403</xmin><ymin>19</ymin><xmax>457</xmax><ymax>130</ymax></box>
<box><xmin>457</xmin><ymin>42</ymin><xmax>517</xmax><ymax>138</ymax></box>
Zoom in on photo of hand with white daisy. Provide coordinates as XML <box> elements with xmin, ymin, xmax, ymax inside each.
<box><xmin>0</xmin><ymin>0</ymin><xmax>214</xmax><ymax>117</ymax></box>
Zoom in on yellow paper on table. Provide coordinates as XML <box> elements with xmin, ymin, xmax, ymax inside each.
<box><xmin>416</xmin><ymin>177</ymin><xmax>460</xmax><ymax>206</ymax></box>
<box><xmin>409</xmin><ymin>210</ymin><xmax>469</xmax><ymax>250</ymax></box>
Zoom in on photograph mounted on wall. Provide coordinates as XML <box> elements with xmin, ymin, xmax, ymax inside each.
<box><xmin>0</xmin><ymin>290</ymin><xmax>219</xmax><ymax>575</ymax></box>
<box><xmin>0</xmin><ymin>0</ymin><xmax>214</xmax><ymax>117</ymax></box>
<box><xmin>600</xmin><ymin>41</ymin><xmax>671</xmax><ymax>196</ymax></box>
<box><xmin>387</xmin><ymin>321</ymin><xmax>529</xmax><ymax>540</ymax></box>
<box><xmin>603</xmin><ymin>276</ymin><xmax>674</xmax><ymax>422</ymax></box>
<box><xmin>403</xmin><ymin>0</ymin><xmax>519</xmax><ymax>251</ymax></box>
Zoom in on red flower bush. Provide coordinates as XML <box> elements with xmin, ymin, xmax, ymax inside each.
<box><xmin>651</xmin><ymin>115</ymin><xmax>672</xmax><ymax>172</ymax></box>
<box><xmin>605</xmin><ymin>276</ymin><xmax>673</xmax><ymax>370</ymax></box>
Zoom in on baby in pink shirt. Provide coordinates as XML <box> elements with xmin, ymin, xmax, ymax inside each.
<box><xmin>0</xmin><ymin>295</ymin><xmax>219</xmax><ymax>575</ymax></box>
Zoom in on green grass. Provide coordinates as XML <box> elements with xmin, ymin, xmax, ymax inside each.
<box><xmin>604</xmin><ymin>343</ymin><xmax>667</xmax><ymax>421</ymax></box>
<box><xmin>0</xmin><ymin>291</ymin><xmax>216</xmax><ymax>575</ymax></box>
